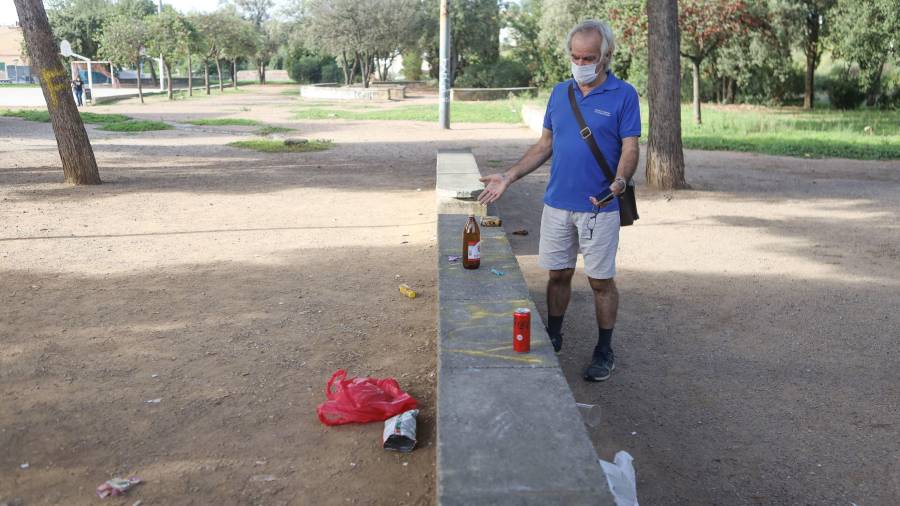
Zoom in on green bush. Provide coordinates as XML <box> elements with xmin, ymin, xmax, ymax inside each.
<box><xmin>455</xmin><ymin>58</ymin><xmax>532</xmax><ymax>88</ymax></box>
<box><xmin>876</xmin><ymin>69</ymin><xmax>900</xmax><ymax>110</ymax></box>
<box><xmin>403</xmin><ymin>50</ymin><xmax>424</xmax><ymax>81</ymax></box>
<box><xmin>320</xmin><ymin>61</ymin><xmax>341</xmax><ymax>83</ymax></box>
<box><xmin>288</xmin><ymin>56</ymin><xmax>322</xmax><ymax>84</ymax></box>
<box><xmin>827</xmin><ymin>67</ymin><xmax>865</xmax><ymax>109</ymax></box>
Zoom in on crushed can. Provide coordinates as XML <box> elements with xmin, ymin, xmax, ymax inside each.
<box><xmin>513</xmin><ymin>308</ymin><xmax>531</xmax><ymax>353</ymax></box>
<box><xmin>383</xmin><ymin>409</ymin><xmax>419</xmax><ymax>453</ymax></box>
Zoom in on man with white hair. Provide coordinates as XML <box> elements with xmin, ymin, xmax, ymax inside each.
<box><xmin>478</xmin><ymin>19</ymin><xmax>640</xmax><ymax>382</ymax></box>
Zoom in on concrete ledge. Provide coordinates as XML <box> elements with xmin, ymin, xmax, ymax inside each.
<box><xmin>451</xmin><ymin>87</ymin><xmax>538</xmax><ymax>101</ymax></box>
<box><xmin>521</xmin><ymin>103</ymin><xmax>545</xmax><ymax>134</ymax></box>
<box><xmin>299</xmin><ymin>83</ymin><xmax>405</xmax><ymax>101</ymax></box>
<box><xmin>435</xmin><ymin>152</ymin><xmax>613</xmax><ymax>505</ymax></box>
<box><xmin>436</xmin><ymin>149</ymin><xmax>486</xmax><ymax>216</ymax></box>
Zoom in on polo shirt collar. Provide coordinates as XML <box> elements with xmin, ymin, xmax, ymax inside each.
<box><xmin>572</xmin><ymin>71</ymin><xmax>621</xmax><ymax>98</ymax></box>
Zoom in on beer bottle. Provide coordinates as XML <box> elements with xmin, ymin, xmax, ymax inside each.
<box><xmin>462</xmin><ymin>214</ymin><xmax>481</xmax><ymax>270</ymax></box>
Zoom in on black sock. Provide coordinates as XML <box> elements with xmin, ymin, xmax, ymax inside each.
<box><xmin>547</xmin><ymin>315</ymin><xmax>564</xmax><ymax>336</ymax></box>
<box><xmin>597</xmin><ymin>327</ymin><xmax>614</xmax><ymax>352</ymax></box>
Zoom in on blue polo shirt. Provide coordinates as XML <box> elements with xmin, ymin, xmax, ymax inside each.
<box><xmin>542</xmin><ymin>72</ymin><xmax>641</xmax><ymax>213</ymax></box>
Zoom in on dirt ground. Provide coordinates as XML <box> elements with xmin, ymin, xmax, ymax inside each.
<box><xmin>2</xmin><ymin>84</ymin><xmax>899</xmax><ymax>505</ymax></box>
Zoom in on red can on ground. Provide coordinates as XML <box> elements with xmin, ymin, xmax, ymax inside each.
<box><xmin>513</xmin><ymin>308</ymin><xmax>531</xmax><ymax>353</ymax></box>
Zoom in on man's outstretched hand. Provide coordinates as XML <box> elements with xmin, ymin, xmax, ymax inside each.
<box><xmin>478</xmin><ymin>173</ymin><xmax>510</xmax><ymax>205</ymax></box>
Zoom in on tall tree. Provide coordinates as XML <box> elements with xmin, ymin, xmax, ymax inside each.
<box><xmin>773</xmin><ymin>0</ymin><xmax>835</xmax><ymax>109</ymax></box>
<box><xmin>98</xmin><ymin>15</ymin><xmax>148</xmax><ymax>103</ymax></box>
<box><xmin>231</xmin><ymin>0</ymin><xmax>276</xmax><ymax>83</ymax></box>
<box><xmin>192</xmin><ymin>11</ymin><xmax>231</xmax><ymax>93</ymax></box>
<box><xmin>220</xmin><ymin>14</ymin><xmax>258</xmax><ymax>89</ymax></box>
<box><xmin>420</xmin><ymin>0</ymin><xmax>501</xmax><ymax>83</ymax></box>
<box><xmin>646</xmin><ymin>0</ymin><xmax>686</xmax><ymax>189</ymax></box>
<box><xmin>678</xmin><ymin>0</ymin><xmax>758</xmax><ymax>124</ymax></box>
<box><xmin>14</xmin><ymin>0</ymin><xmax>101</xmax><ymax>185</ymax></box>
<box><xmin>828</xmin><ymin>0</ymin><xmax>900</xmax><ymax>106</ymax></box>
<box><xmin>146</xmin><ymin>6</ymin><xmax>191</xmax><ymax>99</ymax></box>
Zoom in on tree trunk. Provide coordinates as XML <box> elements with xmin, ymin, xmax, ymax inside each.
<box><xmin>258</xmin><ymin>62</ymin><xmax>266</xmax><ymax>84</ymax></box>
<box><xmin>204</xmin><ymin>58</ymin><xmax>210</xmax><ymax>95</ymax></box>
<box><xmin>149</xmin><ymin>57</ymin><xmax>159</xmax><ymax>87</ymax></box>
<box><xmin>645</xmin><ymin>0</ymin><xmax>686</xmax><ymax>190</ymax></box>
<box><xmin>136</xmin><ymin>60</ymin><xmax>144</xmax><ymax>104</ymax></box>
<box><xmin>216</xmin><ymin>59</ymin><xmax>224</xmax><ymax>92</ymax></box>
<box><xmin>13</xmin><ymin>0</ymin><xmax>100</xmax><ymax>185</ymax></box>
<box><xmin>691</xmin><ymin>57</ymin><xmax>702</xmax><ymax>125</ymax></box>
<box><xmin>165</xmin><ymin>61</ymin><xmax>173</xmax><ymax>100</ymax></box>
<box><xmin>727</xmin><ymin>78</ymin><xmax>735</xmax><ymax>104</ymax></box>
<box><xmin>340</xmin><ymin>51</ymin><xmax>351</xmax><ymax>85</ymax></box>
<box><xmin>187</xmin><ymin>54</ymin><xmax>193</xmax><ymax>97</ymax></box>
<box><xmin>803</xmin><ymin>12</ymin><xmax>819</xmax><ymax>110</ymax></box>
<box><xmin>865</xmin><ymin>61</ymin><xmax>885</xmax><ymax>106</ymax></box>
<box><xmin>232</xmin><ymin>59</ymin><xmax>238</xmax><ymax>89</ymax></box>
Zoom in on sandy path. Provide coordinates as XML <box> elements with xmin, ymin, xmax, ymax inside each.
<box><xmin>3</xmin><ymin>84</ymin><xmax>899</xmax><ymax>504</ymax></box>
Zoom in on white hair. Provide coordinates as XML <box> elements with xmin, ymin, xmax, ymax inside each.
<box><xmin>566</xmin><ymin>19</ymin><xmax>616</xmax><ymax>68</ymax></box>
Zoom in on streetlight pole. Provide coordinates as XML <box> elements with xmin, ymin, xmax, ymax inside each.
<box><xmin>158</xmin><ymin>0</ymin><xmax>164</xmax><ymax>91</ymax></box>
<box><xmin>438</xmin><ymin>0</ymin><xmax>450</xmax><ymax>129</ymax></box>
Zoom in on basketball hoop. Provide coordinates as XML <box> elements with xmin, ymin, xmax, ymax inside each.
<box><xmin>60</xmin><ymin>40</ymin><xmax>73</xmax><ymax>57</ymax></box>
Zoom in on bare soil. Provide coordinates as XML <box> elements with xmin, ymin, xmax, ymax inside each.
<box><xmin>2</xmin><ymin>84</ymin><xmax>898</xmax><ymax>505</ymax></box>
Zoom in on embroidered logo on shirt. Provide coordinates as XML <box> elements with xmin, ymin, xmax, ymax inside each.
<box><xmin>593</xmin><ymin>109</ymin><xmax>612</xmax><ymax>117</ymax></box>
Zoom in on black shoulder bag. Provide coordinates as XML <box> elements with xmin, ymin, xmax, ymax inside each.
<box><xmin>567</xmin><ymin>83</ymin><xmax>639</xmax><ymax>226</ymax></box>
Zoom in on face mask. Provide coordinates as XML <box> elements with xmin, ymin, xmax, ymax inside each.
<box><xmin>571</xmin><ymin>62</ymin><xmax>599</xmax><ymax>84</ymax></box>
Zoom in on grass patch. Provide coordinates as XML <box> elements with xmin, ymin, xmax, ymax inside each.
<box><xmin>80</xmin><ymin>112</ymin><xmax>132</xmax><ymax>124</ymax></box>
<box><xmin>185</xmin><ymin>118</ymin><xmax>262</xmax><ymax>126</ymax></box>
<box><xmin>665</xmin><ymin>104</ymin><xmax>900</xmax><ymax>160</ymax></box>
<box><xmin>1</xmin><ymin>109</ymin><xmax>50</xmax><ymax>122</ymax></box>
<box><xmin>1</xmin><ymin>108</ymin><xmax>171</xmax><ymax>132</ymax></box>
<box><xmin>256</xmin><ymin>125</ymin><xmax>294</xmax><ymax>135</ymax></box>
<box><xmin>294</xmin><ymin>101</ymin><xmax>523</xmax><ymax>123</ymax></box>
<box><xmin>228</xmin><ymin>138</ymin><xmax>333</xmax><ymax>153</ymax></box>
<box><xmin>97</xmin><ymin>120</ymin><xmax>172</xmax><ymax>132</ymax></box>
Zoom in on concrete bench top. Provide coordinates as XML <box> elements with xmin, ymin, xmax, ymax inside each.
<box><xmin>435</xmin><ymin>152</ymin><xmax>614</xmax><ymax>505</ymax></box>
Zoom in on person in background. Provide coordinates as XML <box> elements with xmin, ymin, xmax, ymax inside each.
<box><xmin>72</xmin><ymin>76</ymin><xmax>84</xmax><ymax>106</ymax></box>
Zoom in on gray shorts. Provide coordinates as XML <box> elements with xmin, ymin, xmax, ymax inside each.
<box><xmin>538</xmin><ymin>204</ymin><xmax>620</xmax><ymax>279</ymax></box>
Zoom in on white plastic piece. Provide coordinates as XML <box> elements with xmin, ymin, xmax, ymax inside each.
<box><xmin>599</xmin><ymin>451</ymin><xmax>638</xmax><ymax>506</ymax></box>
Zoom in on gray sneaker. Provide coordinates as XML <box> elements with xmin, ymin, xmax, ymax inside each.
<box><xmin>583</xmin><ymin>347</ymin><xmax>615</xmax><ymax>382</ymax></box>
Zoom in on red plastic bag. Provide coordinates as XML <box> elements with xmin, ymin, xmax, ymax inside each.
<box><xmin>317</xmin><ymin>370</ymin><xmax>418</xmax><ymax>426</ymax></box>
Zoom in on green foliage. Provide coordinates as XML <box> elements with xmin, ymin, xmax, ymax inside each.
<box><xmin>828</xmin><ymin>0</ymin><xmax>900</xmax><ymax>105</ymax></box>
<box><xmin>501</xmin><ymin>0</ymin><xmax>544</xmax><ymax>86</ymax></box>
<box><xmin>826</xmin><ymin>67</ymin><xmax>865</xmax><ymax>109</ymax></box>
<box><xmin>228</xmin><ymin>139</ymin><xmax>333</xmax><ymax>152</ymax></box>
<box><xmin>98</xmin><ymin>15</ymin><xmax>148</xmax><ymax>71</ymax></box>
<box><xmin>146</xmin><ymin>7</ymin><xmax>193</xmax><ymax>63</ymax></box>
<box><xmin>287</xmin><ymin>56</ymin><xmax>332</xmax><ymax>83</ymax></box>
<box><xmin>402</xmin><ymin>51</ymin><xmax>424</xmax><ymax>81</ymax></box>
<box><xmin>47</xmin><ymin>0</ymin><xmax>111</xmax><ymax>60</ymax></box>
<box><xmin>420</xmin><ymin>0</ymin><xmax>502</xmax><ymax>82</ymax></box>
<box><xmin>454</xmin><ymin>58</ymin><xmax>532</xmax><ymax>88</ymax></box>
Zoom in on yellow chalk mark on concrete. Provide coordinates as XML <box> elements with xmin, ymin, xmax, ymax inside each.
<box><xmin>466</xmin><ymin>301</ymin><xmax>530</xmax><ymax>321</ymax></box>
<box><xmin>448</xmin><ymin>348</ymin><xmax>543</xmax><ymax>365</ymax></box>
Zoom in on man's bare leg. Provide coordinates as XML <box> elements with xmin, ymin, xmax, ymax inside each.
<box><xmin>584</xmin><ymin>277</ymin><xmax>618</xmax><ymax>381</ymax></box>
<box><xmin>546</xmin><ymin>268</ymin><xmax>574</xmax><ymax>352</ymax></box>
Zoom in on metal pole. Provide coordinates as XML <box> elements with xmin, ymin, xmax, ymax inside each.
<box><xmin>87</xmin><ymin>59</ymin><xmax>94</xmax><ymax>103</ymax></box>
<box><xmin>158</xmin><ymin>0</ymin><xmax>165</xmax><ymax>91</ymax></box>
<box><xmin>438</xmin><ymin>0</ymin><xmax>450</xmax><ymax>129</ymax></box>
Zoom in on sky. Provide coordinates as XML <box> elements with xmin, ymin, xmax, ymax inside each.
<box><xmin>0</xmin><ymin>1</ymin><xmax>282</xmax><ymax>26</ymax></box>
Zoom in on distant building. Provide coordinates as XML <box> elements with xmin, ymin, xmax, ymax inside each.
<box><xmin>0</xmin><ymin>24</ymin><xmax>32</xmax><ymax>83</ymax></box>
